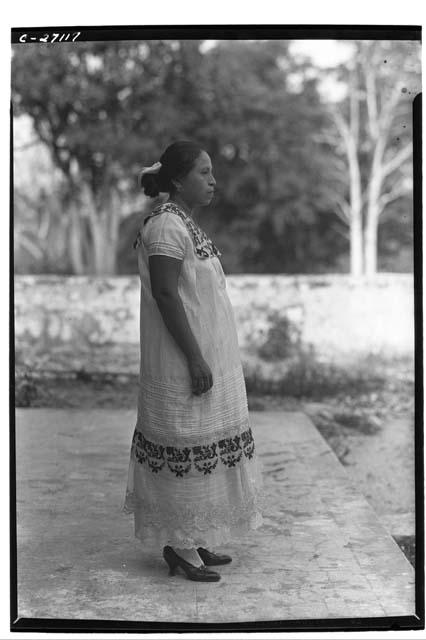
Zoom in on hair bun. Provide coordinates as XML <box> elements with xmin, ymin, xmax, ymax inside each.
<box><xmin>141</xmin><ymin>172</ymin><xmax>160</xmax><ymax>198</ymax></box>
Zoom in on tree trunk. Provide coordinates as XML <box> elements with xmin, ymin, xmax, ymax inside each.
<box><xmin>347</xmin><ymin>139</ymin><xmax>364</xmax><ymax>277</ymax></box>
<box><xmin>365</xmin><ymin>179</ymin><xmax>382</xmax><ymax>275</ymax></box>
<box><xmin>91</xmin><ymin>215</ymin><xmax>117</xmax><ymax>275</ymax></box>
<box><xmin>350</xmin><ymin>213</ymin><xmax>363</xmax><ymax>276</ymax></box>
<box><xmin>364</xmin><ymin>207</ymin><xmax>379</xmax><ymax>275</ymax></box>
<box><xmin>364</xmin><ymin>143</ymin><xmax>385</xmax><ymax>276</ymax></box>
<box><xmin>331</xmin><ymin>67</ymin><xmax>364</xmax><ymax>278</ymax></box>
<box><xmin>68</xmin><ymin>202</ymin><xmax>86</xmax><ymax>275</ymax></box>
<box><xmin>81</xmin><ymin>184</ymin><xmax>120</xmax><ymax>275</ymax></box>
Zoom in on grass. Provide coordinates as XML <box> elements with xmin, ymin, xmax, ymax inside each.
<box><xmin>245</xmin><ymin>350</ymin><xmax>412</xmax><ymax>398</ymax></box>
<box><xmin>15</xmin><ymin>352</ymin><xmax>413</xmax><ymax>410</ymax></box>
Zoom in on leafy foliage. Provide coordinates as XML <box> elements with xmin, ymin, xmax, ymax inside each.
<box><xmin>12</xmin><ymin>39</ymin><xmax>417</xmax><ymax>274</ymax></box>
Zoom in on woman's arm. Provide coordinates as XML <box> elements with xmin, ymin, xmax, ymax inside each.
<box><xmin>149</xmin><ymin>254</ymin><xmax>213</xmax><ymax>394</ymax></box>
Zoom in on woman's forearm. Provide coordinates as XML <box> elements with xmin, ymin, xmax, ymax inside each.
<box><xmin>154</xmin><ymin>292</ymin><xmax>202</xmax><ymax>362</ymax></box>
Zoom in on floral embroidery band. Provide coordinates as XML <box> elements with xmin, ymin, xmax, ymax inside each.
<box><xmin>131</xmin><ymin>426</ymin><xmax>256</xmax><ymax>477</ymax></box>
<box><xmin>133</xmin><ymin>202</ymin><xmax>222</xmax><ymax>259</ymax></box>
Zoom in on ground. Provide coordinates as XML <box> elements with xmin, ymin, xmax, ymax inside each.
<box><xmin>15</xmin><ymin>408</ymin><xmax>415</xmax><ymax>624</ymax></box>
<box><xmin>15</xmin><ymin>363</ymin><xmax>416</xmax><ymax>566</ymax></box>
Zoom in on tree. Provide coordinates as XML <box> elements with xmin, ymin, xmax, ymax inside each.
<box><xmin>318</xmin><ymin>40</ymin><xmax>420</xmax><ymax>276</ymax></box>
<box><xmin>189</xmin><ymin>40</ymin><xmax>343</xmax><ymax>273</ymax></box>
<box><xmin>12</xmin><ymin>40</ymin><xmax>201</xmax><ymax>274</ymax></box>
<box><xmin>13</xmin><ymin>39</ymin><xmax>344</xmax><ymax>275</ymax></box>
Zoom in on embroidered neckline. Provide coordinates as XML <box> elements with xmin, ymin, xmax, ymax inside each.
<box><xmin>133</xmin><ymin>201</ymin><xmax>222</xmax><ymax>258</ymax></box>
<box><xmin>131</xmin><ymin>426</ymin><xmax>256</xmax><ymax>477</ymax></box>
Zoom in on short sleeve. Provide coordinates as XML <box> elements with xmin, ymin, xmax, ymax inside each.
<box><xmin>143</xmin><ymin>212</ymin><xmax>187</xmax><ymax>260</ymax></box>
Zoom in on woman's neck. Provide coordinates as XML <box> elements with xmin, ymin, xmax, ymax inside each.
<box><xmin>166</xmin><ymin>195</ymin><xmax>197</xmax><ymax>220</ymax></box>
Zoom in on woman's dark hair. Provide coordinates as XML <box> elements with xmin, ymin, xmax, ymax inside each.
<box><xmin>140</xmin><ymin>140</ymin><xmax>204</xmax><ymax>198</ymax></box>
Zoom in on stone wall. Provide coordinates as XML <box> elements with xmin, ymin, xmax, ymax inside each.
<box><xmin>15</xmin><ymin>274</ymin><xmax>414</xmax><ymax>377</ymax></box>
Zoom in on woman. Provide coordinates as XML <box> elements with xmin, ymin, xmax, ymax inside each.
<box><xmin>123</xmin><ymin>140</ymin><xmax>264</xmax><ymax>582</ymax></box>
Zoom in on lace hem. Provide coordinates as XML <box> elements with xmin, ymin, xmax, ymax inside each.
<box><xmin>122</xmin><ymin>489</ymin><xmax>265</xmax><ymax>549</ymax></box>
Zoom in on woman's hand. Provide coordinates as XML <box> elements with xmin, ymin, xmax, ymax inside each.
<box><xmin>187</xmin><ymin>355</ymin><xmax>213</xmax><ymax>396</ymax></box>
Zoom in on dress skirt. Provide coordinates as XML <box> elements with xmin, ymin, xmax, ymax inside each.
<box><xmin>123</xmin><ymin>202</ymin><xmax>264</xmax><ymax>549</ymax></box>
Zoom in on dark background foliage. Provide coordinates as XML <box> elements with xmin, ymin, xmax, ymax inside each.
<box><xmin>12</xmin><ymin>39</ymin><xmax>417</xmax><ymax>275</ymax></box>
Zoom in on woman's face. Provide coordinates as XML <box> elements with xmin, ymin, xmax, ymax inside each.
<box><xmin>177</xmin><ymin>151</ymin><xmax>216</xmax><ymax>207</ymax></box>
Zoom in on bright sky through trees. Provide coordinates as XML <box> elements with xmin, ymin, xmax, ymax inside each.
<box><xmin>201</xmin><ymin>39</ymin><xmax>355</xmax><ymax>101</ymax></box>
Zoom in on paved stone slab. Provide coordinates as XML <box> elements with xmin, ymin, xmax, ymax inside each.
<box><xmin>15</xmin><ymin>409</ymin><xmax>415</xmax><ymax>623</ymax></box>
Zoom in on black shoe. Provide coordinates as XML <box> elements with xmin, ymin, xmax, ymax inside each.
<box><xmin>197</xmin><ymin>547</ymin><xmax>232</xmax><ymax>566</ymax></box>
<box><xmin>163</xmin><ymin>546</ymin><xmax>221</xmax><ymax>582</ymax></box>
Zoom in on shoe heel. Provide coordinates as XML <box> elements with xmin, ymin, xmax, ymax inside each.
<box><xmin>163</xmin><ymin>548</ymin><xmax>178</xmax><ymax>576</ymax></box>
<box><xmin>162</xmin><ymin>546</ymin><xmax>221</xmax><ymax>582</ymax></box>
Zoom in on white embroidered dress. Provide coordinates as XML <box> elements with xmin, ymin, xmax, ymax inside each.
<box><xmin>123</xmin><ymin>201</ymin><xmax>264</xmax><ymax>549</ymax></box>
